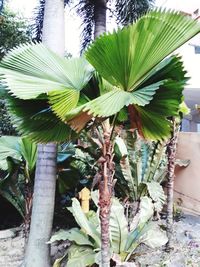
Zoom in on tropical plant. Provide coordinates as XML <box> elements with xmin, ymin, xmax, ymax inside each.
<box><xmin>0</xmin><ymin>7</ymin><xmax>31</xmax><ymax>60</ymax></box>
<box><xmin>77</xmin><ymin>0</ymin><xmax>154</xmax><ymax>51</ymax></box>
<box><xmin>22</xmin><ymin>1</ymin><xmax>68</xmax><ymax>266</ymax></box>
<box><xmin>165</xmin><ymin>103</ymin><xmax>190</xmax><ymax>250</ymax></box>
<box><xmin>114</xmin><ymin>131</ymin><xmax>167</xmax><ymax>201</ymax></box>
<box><xmin>1</xmin><ymin>9</ymin><xmax>200</xmax><ymax>266</ymax></box>
<box><xmin>50</xmin><ymin>194</ymin><xmax>167</xmax><ymax>267</ymax></box>
<box><xmin>0</xmin><ymin>136</ymin><xmax>37</xmax><ymax>225</ymax></box>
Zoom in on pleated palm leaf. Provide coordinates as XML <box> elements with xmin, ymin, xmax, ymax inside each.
<box><xmin>1</xmin><ymin>10</ymin><xmax>200</xmax><ymax>142</ymax></box>
<box><xmin>63</xmin><ymin>9</ymin><xmax>200</xmax><ymax>140</ymax></box>
<box><xmin>0</xmin><ymin>43</ymin><xmax>94</xmax><ymax>142</ymax></box>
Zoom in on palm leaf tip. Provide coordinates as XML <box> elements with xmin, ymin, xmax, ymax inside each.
<box><xmin>85</xmin><ymin>9</ymin><xmax>200</xmax><ymax>92</ymax></box>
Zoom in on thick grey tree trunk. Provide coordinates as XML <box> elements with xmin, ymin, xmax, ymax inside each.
<box><xmin>23</xmin><ymin>0</ymin><xmax>65</xmax><ymax>266</ymax></box>
<box><xmin>94</xmin><ymin>0</ymin><xmax>107</xmax><ymax>38</ymax></box>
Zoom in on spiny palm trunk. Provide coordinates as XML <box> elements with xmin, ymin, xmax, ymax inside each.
<box><xmin>99</xmin><ymin>123</ymin><xmax>115</xmax><ymax>267</ymax></box>
<box><xmin>94</xmin><ymin>1</ymin><xmax>112</xmax><ymax>266</ymax></box>
<box><xmin>23</xmin><ymin>0</ymin><xmax>65</xmax><ymax>266</ymax></box>
<box><xmin>94</xmin><ymin>0</ymin><xmax>107</xmax><ymax>38</ymax></box>
<box><xmin>166</xmin><ymin>118</ymin><xmax>179</xmax><ymax>251</ymax></box>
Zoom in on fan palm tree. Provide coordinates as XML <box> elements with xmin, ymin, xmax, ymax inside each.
<box><xmin>23</xmin><ymin>0</ymin><xmax>66</xmax><ymax>266</ymax></box>
<box><xmin>77</xmin><ymin>0</ymin><xmax>154</xmax><ymax>51</ymax></box>
<box><xmin>32</xmin><ymin>0</ymin><xmax>154</xmax><ymax>51</ymax></box>
<box><xmin>1</xmin><ymin>9</ymin><xmax>200</xmax><ymax>267</ymax></box>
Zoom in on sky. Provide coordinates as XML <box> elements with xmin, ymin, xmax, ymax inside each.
<box><xmin>7</xmin><ymin>0</ymin><xmax>200</xmax><ymax>87</ymax></box>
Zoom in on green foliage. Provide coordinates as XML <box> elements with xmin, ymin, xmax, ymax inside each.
<box><xmin>1</xmin><ymin>10</ymin><xmax>199</xmax><ymax>142</ymax></box>
<box><xmin>0</xmin><ymin>8</ymin><xmax>31</xmax><ymax>60</ymax></box>
<box><xmin>65</xmin><ymin>9</ymin><xmax>198</xmax><ymax>139</ymax></box>
<box><xmin>115</xmin><ymin>0</ymin><xmax>154</xmax><ymax>26</ymax></box>
<box><xmin>114</xmin><ymin>131</ymin><xmax>167</xmax><ymax>208</ymax></box>
<box><xmin>0</xmin><ymin>99</ymin><xmax>16</xmax><ymax>135</ymax></box>
<box><xmin>50</xmin><ymin>194</ymin><xmax>167</xmax><ymax>266</ymax></box>
<box><xmin>0</xmin><ymin>136</ymin><xmax>37</xmax><ymax>217</ymax></box>
<box><xmin>0</xmin><ymin>7</ymin><xmax>30</xmax><ymax>135</ymax></box>
<box><xmin>0</xmin><ymin>44</ymin><xmax>94</xmax><ymax>142</ymax></box>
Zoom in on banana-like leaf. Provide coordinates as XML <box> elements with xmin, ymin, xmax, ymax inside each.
<box><xmin>0</xmin><ymin>43</ymin><xmax>94</xmax><ymax>99</ymax></box>
<box><xmin>0</xmin><ymin>136</ymin><xmax>21</xmax><ymax>170</ymax></box>
<box><xmin>119</xmin><ymin>155</ymin><xmax>136</xmax><ymax>200</ymax></box>
<box><xmin>67</xmin><ymin>244</ymin><xmax>96</xmax><ymax>267</ymax></box>
<box><xmin>20</xmin><ymin>137</ymin><xmax>37</xmax><ymax>173</ymax></box>
<box><xmin>49</xmin><ymin>228</ymin><xmax>93</xmax><ymax>247</ymax></box>
<box><xmin>139</xmin><ymin>222</ymin><xmax>168</xmax><ymax>248</ymax></box>
<box><xmin>126</xmin><ymin>197</ymin><xmax>154</xmax><ymax>251</ymax></box>
<box><xmin>110</xmin><ymin>198</ymin><xmax>128</xmax><ymax>254</ymax></box>
<box><xmin>68</xmin><ymin>198</ymin><xmax>101</xmax><ymax>247</ymax></box>
<box><xmin>146</xmin><ymin>181</ymin><xmax>166</xmax><ymax>212</ymax></box>
<box><xmin>0</xmin><ymin>159</ymin><xmax>25</xmax><ymax>218</ymax></box>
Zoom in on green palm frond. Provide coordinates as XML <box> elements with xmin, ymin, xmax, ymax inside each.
<box><xmin>0</xmin><ymin>43</ymin><xmax>93</xmax><ymax>143</ymax></box>
<box><xmin>65</xmin><ymin>56</ymin><xmax>187</xmax><ymax>139</ymax></box>
<box><xmin>7</xmin><ymin>97</ymin><xmax>77</xmax><ymax>143</ymax></box>
<box><xmin>0</xmin><ymin>43</ymin><xmax>94</xmax><ymax>99</ymax></box>
<box><xmin>63</xmin><ymin>7</ymin><xmax>199</xmax><ymax>140</ymax></box>
<box><xmin>86</xmin><ymin>9</ymin><xmax>199</xmax><ymax>91</ymax></box>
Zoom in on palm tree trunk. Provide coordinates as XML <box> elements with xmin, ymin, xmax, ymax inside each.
<box><xmin>99</xmin><ymin>123</ymin><xmax>115</xmax><ymax>267</ymax></box>
<box><xmin>166</xmin><ymin>118</ymin><xmax>179</xmax><ymax>251</ymax></box>
<box><xmin>94</xmin><ymin>0</ymin><xmax>107</xmax><ymax>38</ymax></box>
<box><xmin>94</xmin><ymin>3</ymin><xmax>113</xmax><ymax>266</ymax></box>
<box><xmin>23</xmin><ymin>0</ymin><xmax>65</xmax><ymax>266</ymax></box>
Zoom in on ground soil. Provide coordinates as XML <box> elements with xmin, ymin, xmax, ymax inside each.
<box><xmin>0</xmin><ymin>213</ymin><xmax>200</xmax><ymax>267</ymax></box>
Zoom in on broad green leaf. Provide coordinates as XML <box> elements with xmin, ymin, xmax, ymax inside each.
<box><xmin>49</xmin><ymin>228</ymin><xmax>93</xmax><ymax>246</ymax></box>
<box><xmin>0</xmin><ymin>136</ymin><xmax>21</xmax><ymax>170</ymax></box>
<box><xmin>48</xmin><ymin>89</ymin><xmax>80</xmax><ymax>120</ymax></box>
<box><xmin>136</xmin><ymin>196</ymin><xmax>154</xmax><ymax>225</ymax></box>
<box><xmin>146</xmin><ymin>181</ymin><xmax>166</xmax><ymax>212</ymax></box>
<box><xmin>20</xmin><ymin>137</ymin><xmax>37</xmax><ymax>172</ymax></box>
<box><xmin>110</xmin><ymin>198</ymin><xmax>128</xmax><ymax>253</ymax></box>
<box><xmin>67</xmin><ymin>244</ymin><xmax>96</xmax><ymax>267</ymax></box>
<box><xmin>140</xmin><ymin>222</ymin><xmax>168</xmax><ymax>248</ymax></box>
<box><xmin>126</xmin><ymin>197</ymin><xmax>154</xmax><ymax>251</ymax></box>
<box><xmin>64</xmin><ymin>81</ymin><xmax>163</xmax><ymax>131</ymax></box>
<box><xmin>119</xmin><ymin>155</ymin><xmax>136</xmax><ymax>200</ymax></box>
<box><xmin>53</xmin><ymin>253</ymin><xmax>67</xmax><ymax>267</ymax></box>
<box><xmin>86</xmin><ymin>9</ymin><xmax>200</xmax><ymax>91</ymax></box>
<box><xmin>68</xmin><ymin>198</ymin><xmax>101</xmax><ymax>247</ymax></box>
<box><xmin>114</xmin><ymin>136</ymin><xmax>128</xmax><ymax>158</ymax></box>
<box><xmin>0</xmin><ymin>44</ymin><xmax>94</xmax><ymax>99</ymax></box>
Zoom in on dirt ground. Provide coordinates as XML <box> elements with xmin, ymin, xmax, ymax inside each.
<box><xmin>134</xmin><ymin>214</ymin><xmax>200</xmax><ymax>267</ymax></box>
<box><xmin>0</xmin><ymin>214</ymin><xmax>200</xmax><ymax>267</ymax></box>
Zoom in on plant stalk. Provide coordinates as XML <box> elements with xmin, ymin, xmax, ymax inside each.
<box><xmin>166</xmin><ymin>118</ymin><xmax>179</xmax><ymax>251</ymax></box>
<box><xmin>99</xmin><ymin>124</ymin><xmax>115</xmax><ymax>267</ymax></box>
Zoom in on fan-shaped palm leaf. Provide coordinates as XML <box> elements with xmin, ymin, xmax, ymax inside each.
<box><xmin>65</xmin><ymin>9</ymin><xmax>199</xmax><ymax>140</ymax></box>
<box><xmin>0</xmin><ymin>43</ymin><xmax>94</xmax><ymax>142</ymax></box>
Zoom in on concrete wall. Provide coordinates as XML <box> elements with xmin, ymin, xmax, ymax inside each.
<box><xmin>175</xmin><ymin>132</ymin><xmax>200</xmax><ymax>215</ymax></box>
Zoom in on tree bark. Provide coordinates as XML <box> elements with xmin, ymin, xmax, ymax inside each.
<box><xmin>93</xmin><ymin>3</ymin><xmax>112</xmax><ymax>266</ymax></box>
<box><xmin>98</xmin><ymin>123</ymin><xmax>115</xmax><ymax>267</ymax></box>
<box><xmin>94</xmin><ymin>0</ymin><xmax>107</xmax><ymax>38</ymax></box>
<box><xmin>166</xmin><ymin>119</ymin><xmax>179</xmax><ymax>251</ymax></box>
<box><xmin>23</xmin><ymin>0</ymin><xmax>65</xmax><ymax>266</ymax></box>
